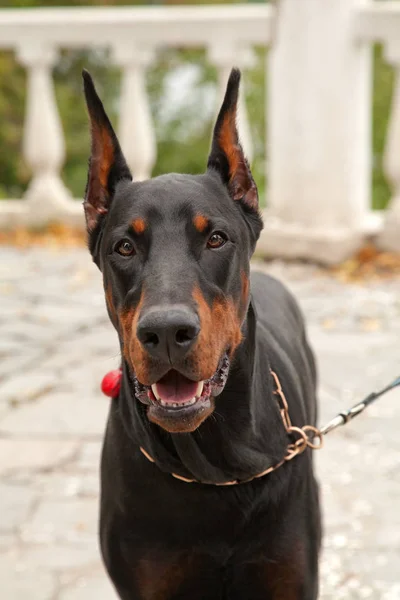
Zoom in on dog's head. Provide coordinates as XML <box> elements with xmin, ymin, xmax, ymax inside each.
<box><xmin>83</xmin><ymin>68</ymin><xmax>263</xmax><ymax>433</ymax></box>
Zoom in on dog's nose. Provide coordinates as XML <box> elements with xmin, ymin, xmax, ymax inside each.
<box><xmin>137</xmin><ymin>306</ymin><xmax>200</xmax><ymax>363</ymax></box>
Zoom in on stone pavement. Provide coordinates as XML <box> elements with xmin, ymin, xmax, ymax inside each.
<box><xmin>0</xmin><ymin>246</ymin><xmax>399</xmax><ymax>600</ymax></box>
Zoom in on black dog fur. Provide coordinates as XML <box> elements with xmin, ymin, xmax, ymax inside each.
<box><xmin>83</xmin><ymin>67</ymin><xmax>321</xmax><ymax>599</ymax></box>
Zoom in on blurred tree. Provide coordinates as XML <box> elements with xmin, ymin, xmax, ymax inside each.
<box><xmin>372</xmin><ymin>44</ymin><xmax>394</xmax><ymax>210</ymax></box>
<box><xmin>0</xmin><ymin>52</ymin><xmax>27</xmax><ymax>199</ymax></box>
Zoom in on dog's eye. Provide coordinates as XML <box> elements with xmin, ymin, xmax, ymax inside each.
<box><xmin>115</xmin><ymin>240</ymin><xmax>135</xmax><ymax>257</ymax></box>
<box><xmin>207</xmin><ymin>232</ymin><xmax>227</xmax><ymax>249</ymax></box>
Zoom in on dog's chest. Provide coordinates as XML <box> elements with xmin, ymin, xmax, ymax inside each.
<box><xmin>116</xmin><ymin>539</ymin><xmax>305</xmax><ymax>600</ymax></box>
<box><xmin>107</xmin><ymin>487</ymin><xmax>304</xmax><ymax>599</ymax></box>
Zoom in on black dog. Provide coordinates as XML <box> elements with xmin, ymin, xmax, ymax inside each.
<box><xmin>83</xmin><ymin>68</ymin><xmax>321</xmax><ymax>599</ymax></box>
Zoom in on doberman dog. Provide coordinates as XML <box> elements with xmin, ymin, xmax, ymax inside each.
<box><xmin>82</xmin><ymin>68</ymin><xmax>321</xmax><ymax>599</ymax></box>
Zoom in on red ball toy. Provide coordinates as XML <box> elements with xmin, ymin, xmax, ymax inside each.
<box><xmin>101</xmin><ymin>368</ymin><xmax>122</xmax><ymax>398</ymax></box>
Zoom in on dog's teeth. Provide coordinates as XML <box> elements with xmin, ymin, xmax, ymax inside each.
<box><xmin>151</xmin><ymin>384</ymin><xmax>161</xmax><ymax>401</ymax></box>
<box><xmin>195</xmin><ymin>381</ymin><xmax>204</xmax><ymax>398</ymax></box>
<box><xmin>159</xmin><ymin>397</ymin><xmax>197</xmax><ymax>408</ymax></box>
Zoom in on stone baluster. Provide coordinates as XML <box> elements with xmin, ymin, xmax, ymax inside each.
<box><xmin>17</xmin><ymin>44</ymin><xmax>76</xmax><ymax>225</ymax></box>
<box><xmin>208</xmin><ymin>43</ymin><xmax>255</xmax><ymax>165</ymax></box>
<box><xmin>112</xmin><ymin>45</ymin><xmax>156</xmax><ymax>181</ymax></box>
<box><xmin>378</xmin><ymin>42</ymin><xmax>400</xmax><ymax>252</ymax></box>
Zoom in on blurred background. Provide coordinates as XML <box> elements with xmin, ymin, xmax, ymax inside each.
<box><xmin>0</xmin><ymin>1</ymin><xmax>400</xmax><ymax>599</ymax></box>
<box><xmin>0</xmin><ymin>0</ymin><xmax>395</xmax><ymax>209</ymax></box>
<box><xmin>3</xmin><ymin>0</ymin><xmax>271</xmax><ymax>202</ymax></box>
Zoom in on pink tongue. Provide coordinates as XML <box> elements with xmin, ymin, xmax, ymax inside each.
<box><xmin>155</xmin><ymin>371</ymin><xmax>198</xmax><ymax>404</ymax></box>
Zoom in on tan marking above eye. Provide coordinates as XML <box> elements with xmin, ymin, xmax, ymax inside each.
<box><xmin>193</xmin><ymin>215</ymin><xmax>209</xmax><ymax>233</ymax></box>
<box><xmin>132</xmin><ymin>218</ymin><xmax>146</xmax><ymax>234</ymax></box>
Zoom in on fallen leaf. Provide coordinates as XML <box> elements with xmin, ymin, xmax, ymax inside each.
<box><xmin>359</xmin><ymin>317</ymin><xmax>382</xmax><ymax>332</ymax></box>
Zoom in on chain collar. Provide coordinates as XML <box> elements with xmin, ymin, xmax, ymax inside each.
<box><xmin>139</xmin><ymin>370</ymin><xmax>323</xmax><ymax>486</ymax></box>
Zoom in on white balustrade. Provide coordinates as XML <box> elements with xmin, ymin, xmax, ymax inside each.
<box><xmin>17</xmin><ymin>44</ymin><xmax>80</xmax><ymax>226</ymax></box>
<box><xmin>0</xmin><ymin>5</ymin><xmax>271</xmax><ymax>231</ymax></box>
<box><xmin>0</xmin><ymin>2</ymin><xmax>400</xmax><ymax>261</ymax></box>
<box><xmin>259</xmin><ymin>0</ymin><xmax>373</xmax><ymax>264</ymax></box>
<box><xmin>0</xmin><ymin>42</ymin><xmax>82</xmax><ymax>227</ymax></box>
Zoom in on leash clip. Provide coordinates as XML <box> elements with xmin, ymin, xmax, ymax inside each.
<box><xmin>271</xmin><ymin>370</ymin><xmax>324</xmax><ymax>462</ymax></box>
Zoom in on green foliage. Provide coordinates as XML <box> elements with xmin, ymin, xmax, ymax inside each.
<box><xmin>0</xmin><ymin>0</ymin><xmax>395</xmax><ymax>210</ymax></box>
<box><xmin>372</xmin><ymin>44</ymin><xmax>394</xmax><ymax>210</ymax></box>
<box><xmin>147</xmin><ymin>49</ymin><xmax>217</xmax><ymax>178</ymax></box>
<box><xmin>0</xmin><ymin>53</ymin><xmax>27</xmax><ymax>198</ymax></box>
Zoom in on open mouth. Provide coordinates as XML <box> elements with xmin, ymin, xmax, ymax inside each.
<box><xmin>133</xmin><ymin>354</ymin><xmax>230</xmax><ymax>413</ymax></box>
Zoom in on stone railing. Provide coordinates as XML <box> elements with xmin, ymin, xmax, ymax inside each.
<box><xmin>0</xmin><ymin>1</ymin><xmax>400</xmax><ymax>262</ymax></box>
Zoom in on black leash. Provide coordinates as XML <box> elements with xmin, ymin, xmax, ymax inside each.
<box><xmin>320</xmin><ymin>375</ymin><xmax>400</xmax><ymax>436</ymax></box>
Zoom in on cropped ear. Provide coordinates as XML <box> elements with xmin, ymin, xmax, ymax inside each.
<box><xmin>207</xmin><ymin>68</ymin><xmax>258</xmax><ymax>211</ymax></box>
<box><xmin>82</xmin><ymin>70</ymin><xmax>132</xmax><ymax>232</ymax></box>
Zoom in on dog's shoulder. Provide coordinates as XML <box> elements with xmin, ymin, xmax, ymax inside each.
<box><xmin>250</xmin><ymin>270</ymin><xmax>317</xmax><ymax>424</ymax></box>
<box><xmin>250</xmin><ymin>270</ymin><xmax>304</xmax><ymax>333</ymax></box>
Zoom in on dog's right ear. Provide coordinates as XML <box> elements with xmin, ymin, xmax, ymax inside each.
<box><xmin>207</xmin><ymin>68</ymin><xmax>258</xmax><ymax>213</ymax></box>
<box><xmin>82</xmin><ymin>70</ymin><xmax>132</xmax><ymax>233</ymax></box>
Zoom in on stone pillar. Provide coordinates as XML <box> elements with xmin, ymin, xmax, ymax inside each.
<box><xmin>17</xmin><ymin>43</ymin><xmax>77</xmax><ymax>225</ymax></box>
<box><xmin>260</xmin><ymin>0</ymin><xmax>372</xmax><ymax>264</ymax></box>
<box><xmin>113</xmin><ymin>45</ymin><xmax>156</xmax><ymax>181</ymax></box>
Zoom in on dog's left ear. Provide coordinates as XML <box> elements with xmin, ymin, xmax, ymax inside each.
<box><xmin>82</xmin><ymin>70</ymin><xmax>132</xmax><ymax>233</ymax></box>
<box><xmin>207</xmin><ymin>68</ymin><xmax>258</xmax><ymax>211</ymax></box>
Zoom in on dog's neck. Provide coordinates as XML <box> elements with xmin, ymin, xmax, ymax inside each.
<box><xmin>118</xmin><ymin>300</ymin><xmax>289</xmax><ymax>484</ymax></box>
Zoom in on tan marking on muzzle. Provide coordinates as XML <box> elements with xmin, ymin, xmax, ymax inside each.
<box><xmin>191</xmin><ymin>286</ymin><xmax>242</xmax><ymax>379</ymax></box>
<box><xmin>105</xmin><ymin>282</ymin><xmax>117</xmax><ymax>326</ymax></box>
<box><xmin>239</xmin><ymin>271</ymin><xmax>250</xmax><ymax>320</ymax></box>
<box><xmin>119</xmin><ymin>291</ymin><xmax>151</xmax><ymax>384</ymax></box>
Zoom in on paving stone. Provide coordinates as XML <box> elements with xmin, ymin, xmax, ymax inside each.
<box><xmin>0</xmin><ymin>533</ymin><xmax>18</xmax><ymax>553</ymax></box>
<box><xmin>0</xmin><ymin>348</ymin><xmax>44</xmax><ymax>385</ymax></box>
<box><xmin>56</xmin><ymin>359</ymin><xmax>119</xmax><ymax>395</ymax></box>
<box><xmin>1</xmin><ymin>247</ymin><xmax>400</xmax><ymax>598</ymax></box>
<box><xmin>0</xmin><ymin>481</ymin><xmax>37</xmax><ymax>533</ymax></box>
<box><xmin>39</xmin><ymin>351</ymin><xmax>84</xmax><ymax>373</ymax></box>
<box><xmin>21</xmin><ymin>498</ymin><xmax>98</xmax><ymax>544</ymax></box>
<box><xmin>27</xmin><ymin>472</ymin><xmax>100</xmax><ymax>499</ymax></box>
<box><xmin>0</xmin><ymin>391</ymin><xmax>109</xmax><ymax>437</ymax></box>
<box><xmin>0</xmin><ymin>555</ymin><xmax>57</xmax><ymax>600</ymax></box>
<box><xmin>17</xmin><ymin>542</ymin><xmax>101</xmax><ymax>571</ymax></box>
<box><xmin>0</xmin><ymin>320</ymin><xmax>60</xmax><ymax>344</ymax></box>
<box><xmin>0</xmin><ymin>439</ymin><xmax>80</xmax><ymax>475</ymax></box>
<box><xmin>56</xmin><ymin>329</ymin><xmax>119</xmax><ymax>361</ymax></box>
<box><xmin>75</xmin><ymin>441</ymin><xmax>103</xmax><ymax>471</ymax></box>
<box><xmin>0</xmin><ymin>371</ymin><xmax>57</xmax><ymax>408</ymax></box>
<box><xmin>59</xmin><ymin>569</ymin><xmax>117</xmax><ymax>600</ymax></box>
<box><xmin>0</xmin><ymin>299</ymin><xmax>33</xmax><ymax>320</ymax></box>
<box><xmin>27</xmin><ymin>302</ymin><xmax>99</xmax><ymax>331</ymax></box>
